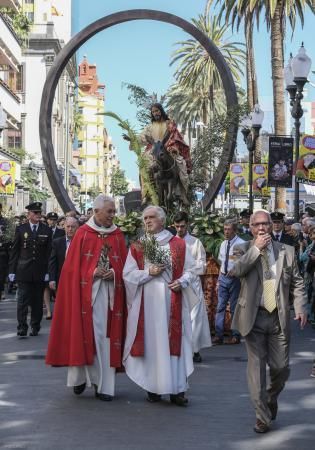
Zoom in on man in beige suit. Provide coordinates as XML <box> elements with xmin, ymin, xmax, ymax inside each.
<box><xmin>229</xmin><ymin>210</ymin><xmax>307</xmax><ymax>434</ymax></box>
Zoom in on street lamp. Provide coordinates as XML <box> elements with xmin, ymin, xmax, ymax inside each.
<box><xmin>285</xmin><ymin>43</ymin><xmax>312</xmax><ymax>221</ymax></box>
<box><xmin>241</xmin><ymin>104</ymin><xmax>264</xmax><ymax>211</ymax></box>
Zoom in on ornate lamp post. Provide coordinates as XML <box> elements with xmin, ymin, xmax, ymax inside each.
<box><xmin>284</xmin><ymin>43</ymin><xmax>312</xmax><ymax>221</ymax></box>
<box><xmin>241</xmin><ymin>105</ymin><xmax>264</xmax><ymax>211</ymax></box>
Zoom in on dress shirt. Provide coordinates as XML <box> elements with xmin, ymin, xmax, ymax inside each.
<box><xmin>273</xmin><ymin>231</ymin><xmax>282</xmax><ymax>241</ymax></box>
<box><xmin>218</xmin><ymin>235</ymin><xmax>245</xmax><ymax>274</ymax></box>
<box><xmin>29</xmin><ymin>221</ymin><xmax>39</xmax><ymax>233</ymax></box>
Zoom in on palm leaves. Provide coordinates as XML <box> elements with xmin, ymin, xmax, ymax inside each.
<box><xmin>168</xmin><ymin>14</ymin><xmax>245</xmax><ymax>126</ymax></box>
<box><xmin>98</xmin><ymin>111</ymin><xmax>159</xmax><ymax>205</ymax></box>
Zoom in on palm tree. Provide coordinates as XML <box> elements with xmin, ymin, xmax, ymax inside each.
<box><xmin>169</xmin><ymin>14</ymin><xmax>246</xmax><ymax>126</ymax></box>
<box><xmin>209</xmin><ymin>0</ymin><xmax>315</xmax><ymax>210</ymax></box>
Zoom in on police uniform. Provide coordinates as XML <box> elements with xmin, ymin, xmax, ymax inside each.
<box><xmin>8</xmin><ymin>202</ymin><xmax>52</xmax><ymax>336</ymax></box>
<box><xmin>270</xmin><ymin>211</ymin><xmax>294</xmax><ymax>246</ymax></box>
<box><xmin>47</xmin><ymin>212</ymin><xmax>65</xmax><ymax>239</ymax></box>
<box><xmin>238</xmin><ymin>209</ymin><xmax>253</xmax><ymax>241</ymax></box>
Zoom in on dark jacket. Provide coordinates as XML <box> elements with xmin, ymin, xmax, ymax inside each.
<box><xmin>8</xmin><ymin>222</ymin><xmax>52</xmax><ymax>282</ymax></box>
<box><xmin>51</xmin><ymin>227</ymin><xmax>65</xmax><ymax>240</ymax></box>
<box><xmin>48</xmin><ymin>236</ymin><xmax>67</xmax><ymax>285</ymax></box>
<box><xmin>272</xmin><ymin>232</ymin><xmax>294</xmax><ymax>247</ymax></box>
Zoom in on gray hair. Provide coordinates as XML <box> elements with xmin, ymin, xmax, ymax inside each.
<box><xmin>250</xmin><ymin>209</ymin><xmax>271</xmax><ymax>225</ymax></box>
<box><xmin>291</xmin><ymin>223</ymin><xmax>301</xmax><ymax>233</ymax></box>
<box><xmin>142</xmin><ymin>205</ymin><xmax>166</xmax><ymax>224</ymax></box>
<box><xmin>224</xmin><ymin>219</ymin><xmax>238</xmax><ymax>231</ymax></box>
<box><xmin>93</xmin><ymin>194</ymin><xmax>115</xmax><ymax>210</ymax></box>
<box><xmin>65</xmin><ymin>216</ymin><xmax>79</xmax><ymax>226</ymax></box>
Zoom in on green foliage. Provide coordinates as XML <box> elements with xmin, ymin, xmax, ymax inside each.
<box><xmin>110</xmin><ymin>166</ymin><xmax>129</xmax><ymax>197</ymax></box>
<box><xmin>87</xmin><ymin>185</ymin><xmax>101</xmax><ymax>200</ymax></box>
<box><xmin>21</xmin><ymin>167</ymin><xmax>50</xmax><ymax>202</ymax></box>
<box><xmin>114</xmin><ymin>211</ymin><xmax>143</xmax><ymax>243</ymax></box>
<box><xmin>100</xmin><ymin>111</ymin><xmax>159</xmax><ymax>204</ymax></box>
<box><xmin>0</xmin><ymin>8</ymin><xmax>31</xmax><ymax>45</ymax></box>
<box><xmin>122</xmin><ymin>82</ymin><xmax>166</xmax><ymax>127</ymax></box>
<box><xmin>190</xmin><ymin>213</ymin><xmax>225</xmax><ymax>258</ymax></box>
<box><xmin>0</xmin><ymin>212</ymin><xmax>16</xmax><ymax>243</ymax></box>
<box><xmin>190</xmin><ymin>104</ymin><xmax>248</xmax><ymax>194</ymax></box>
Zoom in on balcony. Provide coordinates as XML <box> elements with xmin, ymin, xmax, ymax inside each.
<box><xmin>0</xmin><ymin>0</ymin><xmax>21</xmax><ymax>12</ymax></box>
<box><xmin>0</xmin><ymin>14</ymin><xmax>22</xmax><ymax>71</ymax></box>
<box><xmin>0</xmin><ymin>78</ymin><xmax>21</xmax><ymax>124</ymax></box>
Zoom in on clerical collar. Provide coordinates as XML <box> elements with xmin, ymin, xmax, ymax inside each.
<box><xmin>153</xmin><ymin>229</ymin><xmax>173</xmax><ymax>246</ymax></box>
<box><xmin>86</xmin><ymin>216</ymin><xmax>117</xmax><ymax>234</ymax></box>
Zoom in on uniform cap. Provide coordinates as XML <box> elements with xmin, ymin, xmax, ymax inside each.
<box><xmin>270</xmin><ymin>211</ymin><xmax>285</xmax><ymax>221</ymax></box>
<box><xmin>47</xmin><ymin>212</ymin><xmax>58</xmax><ymax>220</ymax></box>
<box><xmin>25</xmin><ymin>202</ymin><xmax>42</xmax><ymax>212</ymax></box>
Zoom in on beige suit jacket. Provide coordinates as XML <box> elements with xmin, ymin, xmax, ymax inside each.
<box><xmin>231</xmin><ymin>240</ymin><xmax>307</xmax><ymax>339</ymax></box>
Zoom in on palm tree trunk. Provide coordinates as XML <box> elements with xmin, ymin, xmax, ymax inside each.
<box><xmin>245</xmin><ymin>15</ymin><xmax>260</xmax><ymax>162</ymax></box>
<box><xmin>271</xmin><ymin>3</ymin><xmax>286</xmax><ymax>211</ymax></box>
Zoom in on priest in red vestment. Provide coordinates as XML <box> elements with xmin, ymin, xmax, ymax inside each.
<box><xmin>46</xmin><ymin>195</ymin><xmax>127</xmax><ymax>401</ymax></box>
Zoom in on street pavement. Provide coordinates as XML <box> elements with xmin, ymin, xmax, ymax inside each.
<box><xmin>0</xmin><ymin>297</ymin><xmax>315</xmax><ymax>450</ymax></box>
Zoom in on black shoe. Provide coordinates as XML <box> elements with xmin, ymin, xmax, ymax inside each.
<box><xmin>268</xmin><ymin>400</ymin><xmax>278</xmax><ymax>420</ymax></box>
<box><xmin>46</xmin><ymin>315</ymin><xmax>52</xmax><ymax>320</ymax></box>
<box><xmin>254</xmin><ymin>419</ymin><xmax>270</xmax><ymax>433</ymax></box>
<box><xmin>98</xmin><ymin>393</ymin><xmax>113</xmax><ymax>401</ymax></box>
<box><xmin>146</xmin><ymin>392</ymin><xmax>162</xmax><ymax>403</ymax></box>
<box><xmin>29</xmin><ymin>329</ymin><xmax>39</xmax><ymax>336</ymax></box>
<box><xmin>193</xmin><ymin>352</ymin><xmax>202</xmax><ymax>363</ymax></box>
<box><xmin>73</xmin><ymin>383</ymin><xmax>86</xmax><ymax>395</ymax></box>
<box><xmin>170</xmin><ymin>393</ymin><xmax>188</xmax><ymax>407</ymax></box>
<box><xmin>17</xmin><ymin>330</ymin><xmax>27</xmax><ymax>338</ymax></box>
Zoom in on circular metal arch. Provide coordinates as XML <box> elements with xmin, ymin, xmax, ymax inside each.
<box><xmin>39</xmin><ymin>9</ymin><xmax>238</xmax><ymax>212</ymax></box>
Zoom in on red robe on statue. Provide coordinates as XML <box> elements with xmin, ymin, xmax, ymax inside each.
<box><xmin>45</xmin><ymin>224</ymin><xmax>127</xmax><ymax>368</ymax></box>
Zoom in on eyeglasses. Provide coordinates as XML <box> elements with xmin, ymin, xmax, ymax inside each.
<box><xmin>250</xmin><ymin>222</ymin><xmax>271</xmax><ymax>227</ymax></box>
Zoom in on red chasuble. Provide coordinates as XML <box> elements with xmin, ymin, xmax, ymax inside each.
<box><xmin>46</xmin><ymin>224</ymin><xmax>127</xmax><ymax>368</ymax></box>
<box><xmin>130</xmin><ymin>235</ymin><xmax>185</xmax><ymax>357</ymax></box>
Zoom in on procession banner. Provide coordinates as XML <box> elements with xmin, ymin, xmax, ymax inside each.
<box><xmin>296</xmin><ymin>134</ymin><xmax>315</xmax><ymax>185</ymax></box>
<box><xmin>230</xmin><ymin>163</ymin><xmax>248</xmax><ymax>196</ymax></box>
<box><xmin>0</xmin><ymin>161</ymin><xmax>16</xmax><ymax>196</ymax></box>
<box><xmin>253</xmin><ymin>164</ymin><xmax>270</xmax><ymax>197</ymax></box>
<box><xmin>267</xmin><ymin>136</ymin><xmax>293</xmax><ymax>187</ymax></box>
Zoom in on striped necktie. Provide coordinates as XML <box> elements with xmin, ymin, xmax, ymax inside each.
<box><xmin>261</xmin><ymin>249</ymin><xmax>277</xmax><ymax>313</ymax></box>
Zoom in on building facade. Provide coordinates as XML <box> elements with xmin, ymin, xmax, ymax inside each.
<box><xmin>75</xmin><ymin>56</ymin><xmax>117</xmax><ymax>211</ymax></box>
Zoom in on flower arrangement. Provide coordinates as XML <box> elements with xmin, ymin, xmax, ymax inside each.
<box><xmin>190</xmin><ymin>213</ymin><xmax>224</xmax><ymax>259</ymax></box>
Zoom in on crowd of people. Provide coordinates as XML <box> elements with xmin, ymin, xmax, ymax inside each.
<box><xmin>0</xmin><ymin>196</ymin><xmax>314</xmax><ymax>434</ymax></box>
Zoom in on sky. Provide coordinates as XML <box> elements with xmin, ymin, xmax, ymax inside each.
<box><xmin>72</xmin><ymin>0</ymin><xmax>315</xmax><ymax>187</ymax></box>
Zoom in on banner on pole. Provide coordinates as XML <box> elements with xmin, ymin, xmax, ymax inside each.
<box><xmin>296</xmin><ymin>135</ymin><xmax>315</xmax><ymax>185</ymax></box>
<box><xmin>0</xmin><ymin>161</ymin><xmax>16</xmax><ymax>196</ymax></box>
<box><xmin>253</xmin><ymin>164</ymin><xmax>270</xmax><ymax>197</ymax></box>
<box><xmin>268</xmin><ymin>136</ymin><xmax>293</xmax><ymax>187</ymax></box>
<box><xmin>229</xmin><ymin>163</ymin><xmax>248</xmax><ymax>196</ymax></box>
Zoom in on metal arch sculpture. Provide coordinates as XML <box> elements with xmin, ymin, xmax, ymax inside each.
<box><xmin>39</xmin><ymin>9</ymin><xmax>238</xmax><ymax>212</ymax></box>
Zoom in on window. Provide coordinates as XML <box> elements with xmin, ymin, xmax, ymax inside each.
<box><xmin>78</xmin><ymin>141</ymin><xmax>83</xmax><ymax>148</ymax></box>
<box><xmin>8</xmin><ymin>132</ymin><xmax>21</xmax><ymax>148</ymax></box>
<box><xmin>24</xmin><ymin>0</ymin><xmax>34</xmax><ymax>4</ymax></box>
<box><xmin>16</xmin><ymin>65</ymin><xmax>24</xmax><ymax>92</ymax></box>
<box><xmin>26</xmin><ymin>12</ymin><xmax>34</xmax><ymax>22</ymax></box>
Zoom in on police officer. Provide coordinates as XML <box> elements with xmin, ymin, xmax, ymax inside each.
<box><xmin>238</xmin><ymin>209</ymin><xmax>253</xmax><ymax>241</ymax></box>
<box><xmin>46</xmin><ymin>212</ymin><xmax>65</xmax><ymax>239</ymax></box>
<box><xmin>8</xmin><ymin>202</ymin><xmax>52</xmax><ymax>337</ymax></box>
<box><xmin>270</xmin><ymin>211</ymin><xmax>294</xmax><ymax>246</ymax></box>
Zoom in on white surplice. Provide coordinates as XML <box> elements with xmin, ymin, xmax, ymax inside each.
<box><xmin>123</xmin><ymin>230</ymin><xmax>198</xmax><ymax>395</ymax></box>
<box><xmin>67</xmin><ymin>218</ymin><xmax>116</xmax><ymax>396</ymax></box>
<box><xmin>184</xmin><ymin>233</ymin><xmax>212</xmax><ymax>353</ymax></box>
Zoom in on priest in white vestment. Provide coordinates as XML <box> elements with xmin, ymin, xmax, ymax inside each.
<box><xmin>123</xmin><ymin>206</ymin><xmax>197</xmax><ymax>406</ymax></box>
<box><xmin>174</xmin><ymin>211</ymin><xmax>212</xmax><ymax>363</ymax></box>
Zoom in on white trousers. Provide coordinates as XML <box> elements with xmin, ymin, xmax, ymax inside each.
<box><xmin>67</xmin><ymin>281</ymin><xmax>116</xmax><ymax>395</ymax></box>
